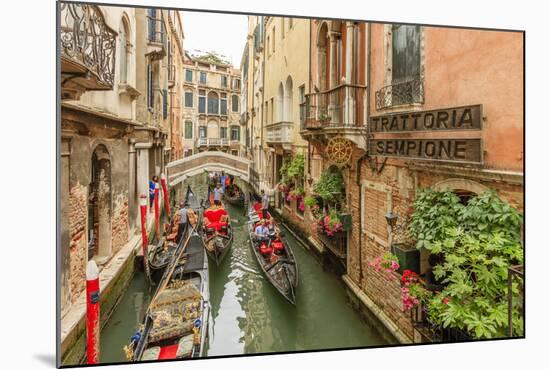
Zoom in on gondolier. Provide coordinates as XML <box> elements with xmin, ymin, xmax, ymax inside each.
<box><xmin>213</xmin><ymin>183</ymin><xmax>224</xmax><ymax>203</ymax></box>
<box><xmin>176</xmin><ymin>202</ymin><xmax>189</xmax><ymax>243</ymax></box>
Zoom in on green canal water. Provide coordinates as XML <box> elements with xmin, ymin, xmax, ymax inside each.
<box><xmin>100</xmin><ymin>175</ymin><xmax>387</xmax><ymax>363</ymax></box>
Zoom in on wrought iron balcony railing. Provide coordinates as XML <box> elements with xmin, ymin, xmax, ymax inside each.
<box><xmin>375</xmin><ymin>76</ymin><xmax>424</xmax><ymax>110</ymax></box>
<box><xmin>60</xmin><ymin>3</ymin><xmax>116</xmax><ymax>89</ymax></box>
<box><xmin>301</xmin><ymin>84</ymin><xmax>367</xmax><ymax>130</ymax></box>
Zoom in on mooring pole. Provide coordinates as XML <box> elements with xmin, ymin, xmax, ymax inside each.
<box><xmin>139</xmin><ymin>194</ymin><xmax>150</xmax><ymax>274</ymax></box>
<box><xmin>154</xmin><ymin>182</ymin><xmax>160</xmax><ymax>241</ymax></box>
<box><xmin>160</xmin><ymin>173</ymin><xmax>171</xmax><ymax>218</ymax></box>
<box><xmin>86</xmin><ymin>260</ymin><xmax>100</xmax><ymax>365</ymax></box>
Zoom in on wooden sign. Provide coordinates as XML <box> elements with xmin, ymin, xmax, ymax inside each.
<box><xmin>369</xmin><ymin>105</ymin><xmax>482</xmax><ymax>133</ymax></box>
<box><xmin>369</xmin><ymin>139</ymin><xmax>482</xmax><ymax>164</ymax></box>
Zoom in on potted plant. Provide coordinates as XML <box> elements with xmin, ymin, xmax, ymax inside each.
<box><xmin>318</xmin><ymin>111</ymin><xmax>331</xmax><ymax>123</ymax></box>
<box><xmin>369</xmin><ymin>252</ymin><xmax>400</xmax><ymax>280</ymax></box>
<box><xmin>391</xmin><ymin>243</ymin><xmax>421</xmax><ymax>274</ymax></box>
<box><xmin>400</xmin><ymin>270</ymin><xmax>430</xmax><ymax>312</ymax></box>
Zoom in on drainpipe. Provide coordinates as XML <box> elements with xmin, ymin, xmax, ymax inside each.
<box><xmin>356</xmin><ymin>23</ymin><xmax>371</xmax><ymax>287</ymax></box>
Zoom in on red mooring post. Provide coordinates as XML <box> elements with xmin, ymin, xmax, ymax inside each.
<box><xmin>154</xmin><ymin>182</ymin><xmax>160</xmax><ymax>241</ymax></box>
<box><xmin>86</xmin><ymin>260</ymin><xmax>100</xmax><ymax>365</ymax></box>
<box><xmin>160</xmin><ymin>173</ymin><xmax>171</xmax><ymax>218</ymax></box>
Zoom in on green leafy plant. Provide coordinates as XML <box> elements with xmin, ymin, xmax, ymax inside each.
<box><xmin>408</xmin><ymin>189</ymin><xmax>524</xmax><ymax>339</ymax></box>
<box><xmin>312</xmin><ymin>169</ymin><xmax>344</xmax><ymax>203</ymax></box>
<box><xmin>304</xmin><ymin>196</ymin><xmax>317</xmax><ymax>208</ymax></box>
<box><xmin>287</xmin><ymin>153</ymin><xmax>305</xmax><ymax>182</ymax></box>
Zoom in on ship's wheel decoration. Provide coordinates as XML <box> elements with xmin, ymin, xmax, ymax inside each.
<box><xmin>326</xmin><ymin>137</ymin><xmax>353</xmax><ymax>167</ymax></box>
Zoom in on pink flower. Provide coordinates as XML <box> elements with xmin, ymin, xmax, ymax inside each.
<box><xmin>443</xmin><ymin>297</ymin><xmax>449</xmax><ymax>305</ymax></box>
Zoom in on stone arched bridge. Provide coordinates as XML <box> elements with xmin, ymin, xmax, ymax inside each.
<box><xmin>166</xmin><ymin>151</ymin><xmax>261</xmax><ymax>192</ymax></box>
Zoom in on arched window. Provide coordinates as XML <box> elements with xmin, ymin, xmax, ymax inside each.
<box><xmin>277</xmin><ymin>83</ymin><xmax>284</xmax><ymax>122</ymax></box>
<box><xmin>119</xmin><ymin>18</ymin><xmax>130</xmax><ymax>84</ymax></box>
<box><xmin>207</xmin><ymin>91</ymin><xmax>219</xmax><ymax>114</ymax></box>
<box><xmin>232</xmin><ymin>95</ymin><xmax>239</xmax><ymax>112</ymax></box>
<box><xmin>317</xmin><ymin>22</ymin><xmax>329</xmax><ymax>91</ymax></box>
<box><xmin>284</xmin><ymin>76</ymin><xmax>293</xmax><ymax>121</ymax></box>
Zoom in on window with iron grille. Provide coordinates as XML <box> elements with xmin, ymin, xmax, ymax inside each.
<box><xmin>231</xmin><ymin>126</ymin><xmax>240</xmax><ymax>141</ymax></box>
<box><xmin>184</xmin><ymin>91</ymin><xmax>193</xmax><ymax>107</ymax></box>
<box><xmin>185</xmin><ymin>69</ymin><xmax>193</xmax><ymax>82</ymax></box>
<box><xmin>199</xmin><ymin>126</ymin><xmax>207</xmax><ymax>138</ymax></box>
<box><xmin>220</xmin><ymin>127</ymin><xmax>227</xmax><ymax>139</ymax></box>
<box><xmin>185</xmin><ymin>121</ymin><xmax>193</xmax><ymax>139</ymax></box>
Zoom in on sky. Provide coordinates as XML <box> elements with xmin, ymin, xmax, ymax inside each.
<box><xmin>179</xmin><ymin>11</ymin><xmax>249</xmax><ymax>68</ymax></box>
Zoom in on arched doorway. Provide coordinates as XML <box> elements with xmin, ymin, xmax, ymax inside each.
<box><xmin>88</xmin><ymin>144</ymin><xmax>112</xmax><ymax>261</ymax></box>
<box><xmin>317</xmin><ymin>22</ymin><xmax>329</xmax><ymax>91</ymax></box>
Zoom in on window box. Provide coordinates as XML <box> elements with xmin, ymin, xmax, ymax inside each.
<box><xmin>391</xmin><ymin>242</ymin><xmax>420</xmax><ymax>274</ymax></box>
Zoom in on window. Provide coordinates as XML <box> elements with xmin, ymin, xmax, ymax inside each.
<box><xmin>231</xmin><ymin>95</ymin><xmax>239</xmax><ymax>112</ymax></box>
<box><xmin>281</xmin><ymin>18</ymin><xmax>285</xmax><ymax>39</ymax></box>
<box><xmin>231</xmin><ymin>126</ymin><xmax>240</xmax><ymax>141</ymax></box>
<box><xmin>299</xmin><ymin>84</ymin><xmax>306</xmax><ymax>123</ymax></box>
<box><xmin>185</xmin><ymin>69</ymin><xmax>193</xmax><ymax>82</ymax></box>
<box><xmin>267</xmin><ymin>35</ymin><xmax>270</xmax><ymax>56</ymax></box>
<box><xmin>221</xmin><ymin>75</ymin><xmax>228</xmax><ymax>88</ymax></box>
<box><xmin>147</xmin><ymin>64</ymin><xmax>153</xmax><ymax>109</ymax></box>
<box><xmin>392</xmin><ymin>25</ymin><xmax>421</xmax><ymax>83</ymax></box>
<box><xmin>233</xmin><ymin>78</ymin><xmax>240</xmax><ymax>90</ymax></box>
<box><xmin>207</xmin><ymin>91</ymin><xmax>219</xmax><ymax>114</ymax></box>
<box><xmin>184</xmin><ymin>121</ymin><xmax>193</xmax><ymax>139</ymax></box>
<box><xmin>199</xmin><ymin>126</ymin><xmax>207</xmax><ymax>138</ymax></box>
<box><xmin>270</xmin><ymin>97</ymin><xmax>274</xmax><ymax>123</ymax></box>
<box><xmin>272</xmin><ymin>27</ymin><xmax>276</xmax><ymax>52</ymax></box>
<box><xmin>119</xmin><ymin>19</ymin><xmax>129</xmax><ymax>84</ymax></box>
<box><xmin>220</xmin><ymin>93</ymin><xmax>227</xmax><ymax>115</ymax></box>
<box><xmin>220</xmin><ymin>127</ymin><xmax>227</xmax><ymax>139</ymax></box>
<box><xmin>289</xmin><ymin>17</ymin><xmax>293</xmax><ymax>29</ymax></box>
<box><xmin>184</xmin><ymin>91</ymin><xmax>193</xmax><ymax>107</ymax></box>
<box><xmin>199</xmin><ymin>71</ymin><xmax>207</xmax><ymax>84</ymax></box>
<box><xmin>162</xmin><ymin>89</ymin><xmax>168</xmax><ymax>119</ymax></box>
<box><xmin>231</xmin><ymin>150</ymin><xmax>238</xmax><ymax>156</ymax></box>
<box><xmin>198</xmin><ymin>90</ymin><xmax>206</xmax><ymax>113</ymax></box>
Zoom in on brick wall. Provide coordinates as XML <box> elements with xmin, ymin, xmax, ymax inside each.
<box><xmin>69</xmin><ymin>183</ymin><xmax>88</xmax><ymax>303</ymax></box>
<box><xmin>111</xmin><ymin>194</ymin><xmax>129</xmax><ymax>255</ymax></box>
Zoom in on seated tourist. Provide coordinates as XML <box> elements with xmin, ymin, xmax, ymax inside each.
<box><xmin>255</xmin><ymin>219</ymin><xmax>270</xmax><ymax>243</ymax></box>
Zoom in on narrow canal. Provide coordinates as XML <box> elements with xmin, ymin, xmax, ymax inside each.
<box><xmin>100</xmin><ymin>174</ymin><xmax>387</xmax><ymax>363</ymax></box>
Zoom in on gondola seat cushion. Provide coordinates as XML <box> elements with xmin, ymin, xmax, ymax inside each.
<box><xmin>176</xmin><ymin>334</ymin><xmax>195</xmax><ymax>358</ymax></box>
<box><xmin>260</xmin><ymin>245</ymin><xmax>273</xmax><ymax>256</ymax></box>
<box><xmin>204</xmin><ymin>208</ymin><xmax>228</xmax><ymax>231</ymax></box>
<box><xmin>158</xmin><ymin>344</ymin><xmax>179</xmax><ymax>360</ymax></box>
<box><xmin>272</xmin><ymin>240</ymin><xmax>284</xmax><ymax>252</ymax></box>
<box><xmin>142</xmin><ymin>346</ymin><xmax>161</xmax><ymax>361</ymax></box>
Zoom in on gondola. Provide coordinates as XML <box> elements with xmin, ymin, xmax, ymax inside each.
<box><xmin>202</xmin><ymin>186</ymin><xmax>233</xmax><ymax>265</ymax></box>
<box><xmin>125</xmin><ymin>192</ymin><xmax>209</xmax><ymax>361</ymax></box>
<box><xmin>246</xmin><ymin>195</ymin><xmax>298</xmax><ymax>304</ymax></box>
<box><xmin>223</xmin><ymin>182</ymin><xmax>245</xmax><ymax>207</ymax></box>
<box><xmin>147</xmin><ymin>186</ymin><xmax>200</xmax><ymax>282</ymax></box>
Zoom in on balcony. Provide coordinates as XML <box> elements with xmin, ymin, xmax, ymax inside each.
<box><xmin>146</xmin><ymin>14</ymin><xmax>167</xmax><ymax>60</ymax></box>
<box><xmin>197</xmin><ymin>137</ymin><xmax>229</xmax><ymax>148</ymax></box>
<box><xmin>301</xmin><ymin>84</ymin><xmax>367</xmax><ymax>147</ymax></box>
<box><xmin>168</xmin><ymin>64</ymin><xmax>176</xmax><ymax>87</ymax></box>
<box><xmin>60</xmin><ymin>3</ymin><xmax>117</xmax><ymax>100</ymax></box>
<box><xmin>266</xmin><ymin>121</ymin><xmax>294</xmax><ymax>147</ymax></box>
<box><xmin>375</xmin><ymin>76</ymin><xmax>424</xmax><ymax>110</ymax></box>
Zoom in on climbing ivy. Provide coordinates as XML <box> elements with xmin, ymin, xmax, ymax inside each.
<box><xmin>312</xmin><ymin>169</ymin><xmax>344</xmax><ymax>203</ymax></box>
<box><xmin>408</xmin><ymin>189</ymin><xmax>524</xmax><ymax>339</ymax></box>
<box><xmin>279</xmin><ymin>153</ymin><xmax>305</xmax><ymax>184</ymax></box>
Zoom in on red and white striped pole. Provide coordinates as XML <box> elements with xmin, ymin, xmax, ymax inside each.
<box><xmin>154</xmin><ymin>182</ymin><xmax>160</xmax><ymax>241</ymax></box>
<box><xmin>86</xmin><ymin>260</ymin><xmax>100</xmax><ymax>365</ymax></box>
<box><xmin>139</xmin><ymin>194</ymin><xmax>149</xmax><ymax>269</ymax></box>
<box><xmin>160</xmin><ymin>173</ymin><xmax>171</xmax><ymax>218</ymax></box>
